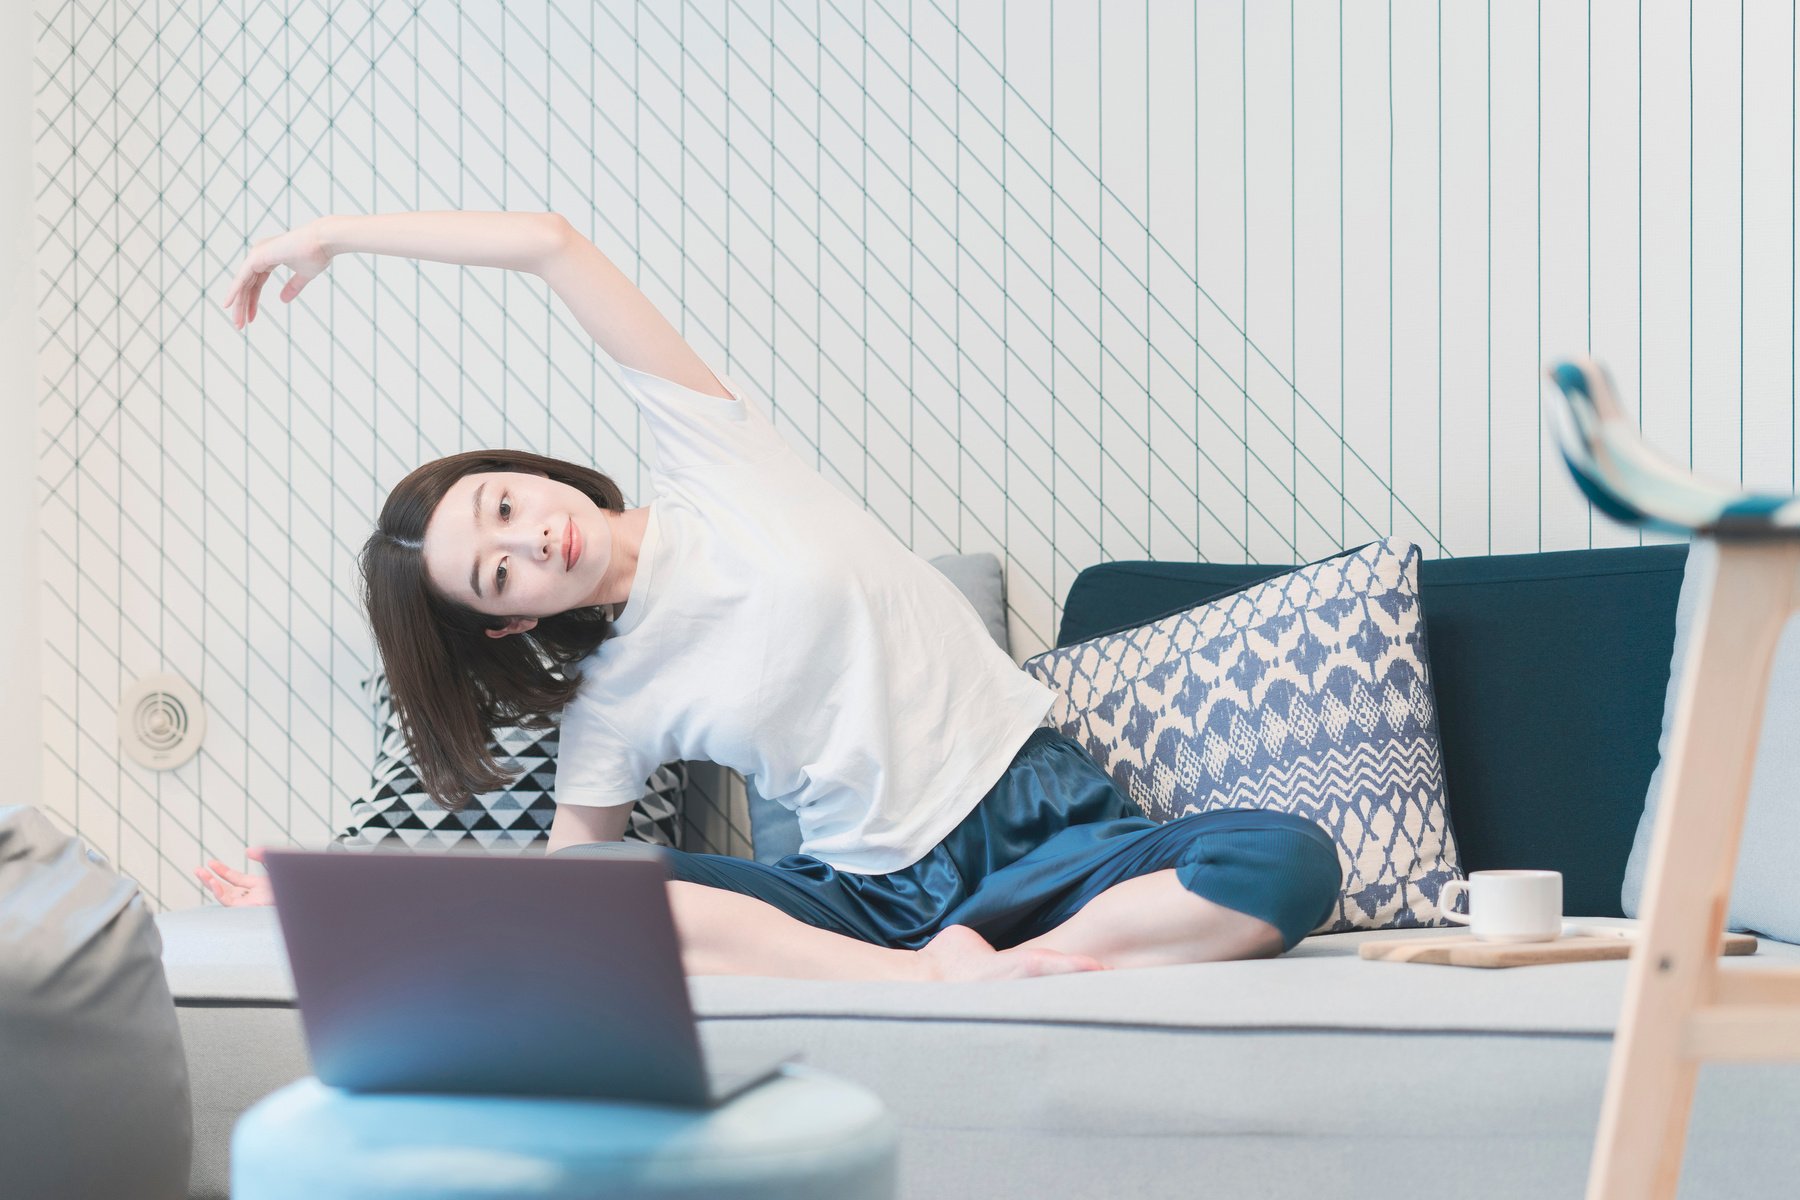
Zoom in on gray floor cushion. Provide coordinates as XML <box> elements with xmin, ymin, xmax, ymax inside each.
<box><xmin>2</xmin><ymin>807</ymin><xmax>191</xmax><ymax>1200</ymax></box>
<box><xmin>158</xmin><ymin>906</ymin><xmax>1800</xmax><ymax>1199</ymax></box>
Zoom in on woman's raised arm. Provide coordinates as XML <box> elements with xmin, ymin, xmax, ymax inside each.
<box><xmin>221</xmin><ymin>210</ymin><xmax>730</xmax><ymax>400</ymax></box>
<box><xmin>530</xmin><ymin>216</ymin><xmax>731</xmax><ymax>399</ymax></box>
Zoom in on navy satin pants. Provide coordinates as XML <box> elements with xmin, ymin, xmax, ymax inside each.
<box><xmin>556</xmin><ymin>726</ymin><xmax>1343</xmax><ymax>954</ymax></box>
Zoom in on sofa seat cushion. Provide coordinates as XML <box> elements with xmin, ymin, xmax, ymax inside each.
<box><xmin>156</xmin><ymin>906</ymin><xmax>1800</xmax><ymax>1035</ymax></box>
<box><xmin>689</xmin><ymin>922</ymin><xmax>1800</xmax><ymax>1037</ymax></box>
<box><xmin>158</xmin><ymin>906</ymin><xmax>298</xmax><ymax>1002</ymax></box>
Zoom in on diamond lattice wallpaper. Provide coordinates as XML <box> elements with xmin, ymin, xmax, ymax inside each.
<box><xmin>33</xmin><ymin>0</ymin><xmax>1800</xmax><ymax>910</ymax></box>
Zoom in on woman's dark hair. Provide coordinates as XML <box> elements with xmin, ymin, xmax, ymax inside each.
<box><xmin>357</xmin><ymin>448</ymin><xmax>625</xmax><ymax>812</ymax></box>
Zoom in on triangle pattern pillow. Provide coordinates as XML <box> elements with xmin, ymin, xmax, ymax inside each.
<box><xmin>1023</xmin><ymin>538</ymin><xmax>1463</xmax><ymax>933</ymax></box>
<box><xmin>334</xmin><ymin>673</ymin><xmax>683</xmax><ymax>854</ymax></box>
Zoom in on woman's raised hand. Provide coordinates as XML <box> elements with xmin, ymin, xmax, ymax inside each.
<box><xmin>220</xmin><ymin>220</ymin><xmax>334</xmax><ymax>330</ymax></box>
<box><xmin>194</xmin><ymin>846</ymin><xmax>275</xmax><ymax>907</ymax></box>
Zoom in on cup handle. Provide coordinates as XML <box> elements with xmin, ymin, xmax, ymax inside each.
<box><xmin>1438</xmin><ymin>879</ymin><xmax>1472</xmax><ymax>926</ymax></box>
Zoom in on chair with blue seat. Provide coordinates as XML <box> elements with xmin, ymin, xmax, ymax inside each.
<box><xmin>1543</xmin><ymin>357</ymin><xmax>1800</xmax><ymax>1200</ymax></box>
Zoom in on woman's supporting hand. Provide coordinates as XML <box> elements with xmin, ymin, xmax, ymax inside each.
<box><xmin>220</xmin><ymin>221</ymin><xmax>334</xmax><ymax>329</ymax></box>
<box><xmin>194</xmin><ymin>846</ymin><xmax>275</xmax><ymax>907</ymax></box>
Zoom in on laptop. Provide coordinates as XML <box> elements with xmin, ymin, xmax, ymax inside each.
<box><xmin>260</xmin><ymin>844</ymin><xmax>795</xmax><ymax>1107</ymax></box>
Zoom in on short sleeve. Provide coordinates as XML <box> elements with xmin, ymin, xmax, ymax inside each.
<box><xmin>616</xmin><ymin>362</ymin><xmax>792</xmax><ymax>475</ymax></box>
<box><xmin>554</xmin><ymin>694</ymin><xmax>659</xmax><ymax>808</ymax></box>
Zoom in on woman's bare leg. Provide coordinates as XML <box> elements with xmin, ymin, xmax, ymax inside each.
<box><xmin>666</xmin><ymin>881</ymin><xmax>1105</xmax><ymax>981</ymax></box>
<box><xmin>1006</xmin><ymin>869</ymin><xmax>1286</xmax><ymax>969</ymax></box>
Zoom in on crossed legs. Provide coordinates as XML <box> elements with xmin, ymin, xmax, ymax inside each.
<box><xmin>563</xmin><ymin>801</ymin><xmax>1339</xmax><ymax>982</ymax></box>
<box><xmin>665</xmin><ymin>868</ymin><xmax>1281</xmax><ymax>982</ymax></box>
<box><xmin>665</xmin><ymin>879</ymin><xmax>1097</xmax><ymax>982</ymax></box>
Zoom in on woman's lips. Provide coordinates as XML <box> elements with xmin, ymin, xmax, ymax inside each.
<box><xmin>565</xmin><ymin>519</ymin><xmax>581</xmax><ymax>571</ymax></box>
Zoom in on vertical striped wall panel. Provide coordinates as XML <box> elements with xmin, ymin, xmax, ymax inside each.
<box><xmin>32</xmin><ymin>0</ymin><xmax>1799</xmax><ymax>909</ymax></box>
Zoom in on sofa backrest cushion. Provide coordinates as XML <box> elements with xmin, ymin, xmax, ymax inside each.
<box><xmin>1058</xmin><ymin>544</ymin><xmax>1688</xmax><ymax>919</ymax></box>
<box><xmin>1623</xmin><ymin>539</ymin><xmax>1800</xmax><ymax>943</ymax></box>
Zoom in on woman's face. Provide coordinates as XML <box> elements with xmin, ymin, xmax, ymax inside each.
<box><xmin>420</xmin><ymin>469</ymin><xmax>614</xmax><ymax>634</ymax></box>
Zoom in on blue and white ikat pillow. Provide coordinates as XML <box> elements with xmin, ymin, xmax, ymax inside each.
<box><xmin>1023</xmin><ymin>538</ymin><xmax>1464</xmax><ymax>934</ymax></box>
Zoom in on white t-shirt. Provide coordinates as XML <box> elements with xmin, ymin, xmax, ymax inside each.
<box><xmin>553</xmin><ymin>363</ymin><xmax>1057</xmax><ymax>875</ymax></box>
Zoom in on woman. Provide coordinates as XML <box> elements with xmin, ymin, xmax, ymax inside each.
<box><xmin>195</xmin><ymin>211</ymin><xmax>1342</xmax><ymax>983</ymax></box>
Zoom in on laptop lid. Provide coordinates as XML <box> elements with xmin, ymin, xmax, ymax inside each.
<box><xmin>262</xmin><ymin>845</ymin><xmax>737</xmax><ymax>1107</ymax></box>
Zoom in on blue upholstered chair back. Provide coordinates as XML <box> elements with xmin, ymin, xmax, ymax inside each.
<box><xmin>1056</xmin><ymin>544</ymin><xmax>1689</xmax><ymax>919</ymax></box>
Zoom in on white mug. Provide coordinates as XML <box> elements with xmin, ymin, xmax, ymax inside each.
<box><xmin>1437</xmin><ymin>870</ymin><xmax>1563</xmax><ymax>942</ymax></box>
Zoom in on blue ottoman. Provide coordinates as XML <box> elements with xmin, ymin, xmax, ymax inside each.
<box><xmin>231</xmin><ymin>1069</ymin><xmax>896</xmax><ymax>1199</ymax></box>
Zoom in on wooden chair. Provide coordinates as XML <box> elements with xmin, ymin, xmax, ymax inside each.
<box><xmin>1543</xmin><ymin>358</ymin><xmax>1800</xmax><ymax>1200</ymax></box>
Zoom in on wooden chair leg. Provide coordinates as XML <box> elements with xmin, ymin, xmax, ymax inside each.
<box><xmin>1586</xmin><ymin>540</ymin><xmax>1800</xmax><ymax>1200</ymax></box>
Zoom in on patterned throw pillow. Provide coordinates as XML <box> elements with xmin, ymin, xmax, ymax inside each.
<box><xmin>1023</xmin><ymin>538</ymin><xmax>1463</xmax><ymax>933</ymax></box>
<box><xmin>334</xmin><ymin>674</ymin><xmax>682</xmax><ymax>853</ymax></box>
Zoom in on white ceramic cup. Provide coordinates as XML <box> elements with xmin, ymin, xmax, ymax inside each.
<box><xmin>1436</xmin><ymin>870</ymin><xmax>1563</xmax><ymax>942</ymax></box>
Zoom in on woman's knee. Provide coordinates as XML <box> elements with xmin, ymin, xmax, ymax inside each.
<box><xmin>1288</xmin><ymin>824</ymin><xmax>1344</xmax><ymax>930</ymax></box>
<box><xmin>1185</xmin><ymin>810</ymin><xmax>1343</xmax><ymax>952</ymax></box>
<box><xmin>1266</xmin><ymin>819</ymin><xmax>1343</xmax><ymax>948</ymax></box>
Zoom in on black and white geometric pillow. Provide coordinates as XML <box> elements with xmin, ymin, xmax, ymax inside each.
<box><xmin>333</xmin><ymin>674</ymin><xmax>682</xmax><ymax>854</ymax></box>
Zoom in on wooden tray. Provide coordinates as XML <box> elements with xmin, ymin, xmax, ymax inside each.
<box><xmin>1359</xmin><ymin>930</ymin><xmax>1759</xmax><ymax>968</ymax></box>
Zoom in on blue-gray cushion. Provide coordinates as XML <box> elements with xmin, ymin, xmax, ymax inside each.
<box><xmin>747</xmin><ymin>552</ymin><xmax>1011</xmax><ymax>864</ymax></box>
<box><xmin>1022</xmin><ymin>538</ymin><xmax>1463</xmax><ymax>933</ymax></box>
<box><xmin>1622</xmin><ymin>538</ymin><xmax>1800</xmax><ymax>944</ymax></box>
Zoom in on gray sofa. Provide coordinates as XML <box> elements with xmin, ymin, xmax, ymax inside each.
<box><xmin>154</xmin><ymin>544</ymin><xmax>1800</xmax><ymax>1198</ymax></box>
<box><xmin>157</xmin><ymin>907</ymin><xmax>1800</xmax><ymax>1199</ymax></box>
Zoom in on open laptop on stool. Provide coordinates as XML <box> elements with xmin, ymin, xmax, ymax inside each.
<box><xmin>260</xmin><ymin>844</ymin><xmax>795</xmax><ymax>1108</ymax></box>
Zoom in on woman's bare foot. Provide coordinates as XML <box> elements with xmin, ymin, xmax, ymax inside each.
<box><xmin>916</xmin><ymin>923</ymin><xmax>1107</xmax><ymax>982</ymax></box>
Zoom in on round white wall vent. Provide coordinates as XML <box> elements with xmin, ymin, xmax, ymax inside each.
<box><xmin>118</xmin><ymin>673</ymin><xmax>207</xmax><ymax>770</ymax></box>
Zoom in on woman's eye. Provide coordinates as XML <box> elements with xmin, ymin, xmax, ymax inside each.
<box><xmin>496</xmin><ymin>560</ymin><xmax>507</xmax><ymax>592</ymax></box>
<box><xmin>499</xmin><ymin>497</ymin><xmax>511</xmax><ymax>520</ymax></box>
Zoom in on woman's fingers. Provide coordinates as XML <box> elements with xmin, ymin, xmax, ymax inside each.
<box><xmin>221</xmin><ymin>252</ymin><xmax>264</xmax><ymax>313</ymax></box>
<box><xmin>220</xmin><ymin>248</ymin><xmax>271</xmax><ymax>328</ymax></box>
<box><xmin>241</xmin><ymin>272</ymin><xmax>262</xmax><ymax>327</ymax></box>
<box><xmin>223</xmin><ymin>226</ymin><xmax>333</xmax><ymax>328</ymax></box>
<box><xmin>232</xmin><ymin>272</ymin><xmax>267</xmax><ymax>330</ymax></box>
<box><xmin>205</xmin><ymin>858</ymin><xmax>258</xmax><ymax>887</ymax></box>
<box><xmin>194</xmin><ymin>860</ymin><xmax>268</xmax><ymax>906</ymax></box>
<box><xmin>193</xmin><ymin>865</ymin><xmax>238</xmax><ymax>904</ymax></box>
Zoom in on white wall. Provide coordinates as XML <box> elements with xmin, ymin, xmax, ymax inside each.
<box><xmin>32</xmin><ymin>2</ymin><xmax>1799</xmax><ymax>910</ymax></box>
<box><xmin>3</xmin><ymin>0</ymin><xmax>40</xmax><ymax>817</ymax></box>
